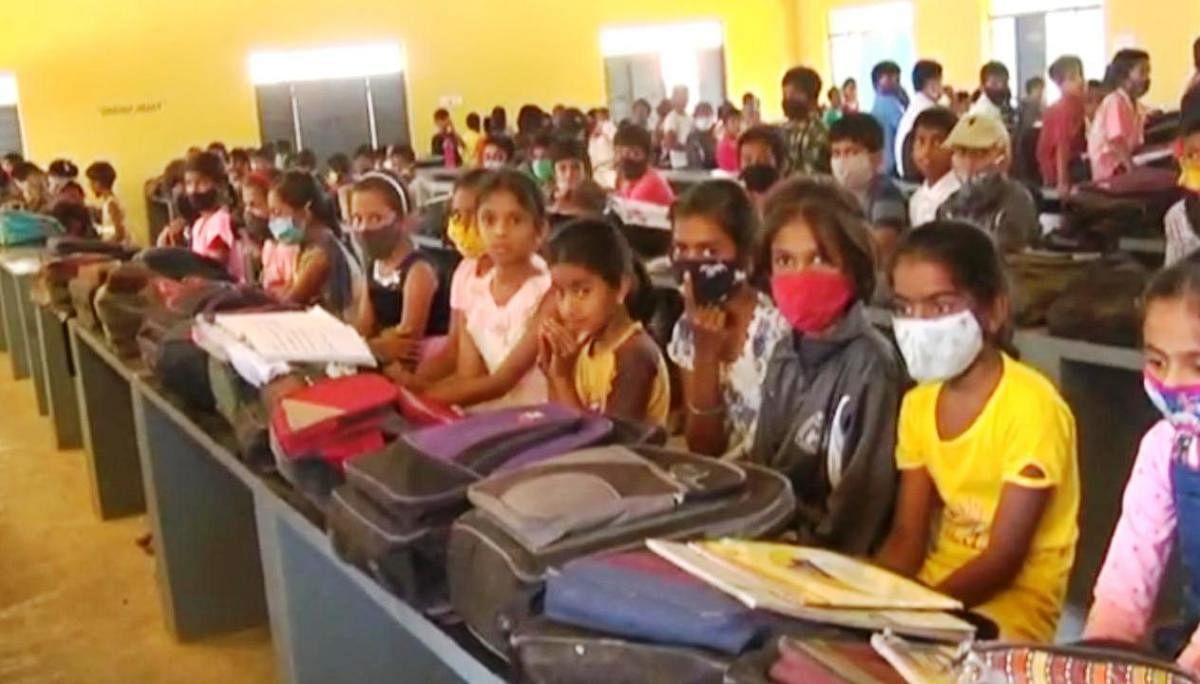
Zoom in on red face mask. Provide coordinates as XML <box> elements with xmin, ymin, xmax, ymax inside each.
<box><xmin>770</xmin><ymin>270</ymin><xmax>855</xmax><ymax>333</ymax></box>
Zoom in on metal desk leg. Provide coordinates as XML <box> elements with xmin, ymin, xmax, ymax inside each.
<box><xmin>38</xmin><ymin>307</ymin><xmax>81</xmax><ymax>449</ymax></box>
<box><xmin>71</xmin><ymin>326</ymin><xmax>143</xmax><ymax>518</ymax></box>
<box><xmin>254</xmin><ymin>494</ymin><xmax>497</xmax><ymax>684</ymax></box>
<box><xmin>133</xmin><ymin>385</ymin><xmax>267</xmax><ymax>641</ymax></box>
<box><xmin>1</xmin><ymin>269</ymin><xmax>27</xmax><ymax>378</ymax></box>
<box><xmin>18</xmin><ymin>275</ymin><xmax>48</xmax><ymax>415</ymax></box>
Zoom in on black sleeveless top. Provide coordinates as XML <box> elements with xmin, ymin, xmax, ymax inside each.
<box><xmin>368</xmin><ymin>250</ymin><xmax>451</xmax><ymax>335</ymax></box>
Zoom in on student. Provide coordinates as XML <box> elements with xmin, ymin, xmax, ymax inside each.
<box><xmin>51</xmin><ymin>201</ymin><xmax>96</xmax><ymax>239</ymax></box>
<box><xmin>172</xmin><ymin>151</ymin><xmax>244</xmax><ymax>280</ymax></box>
<box><xmin>431</xmin><ymin>108</ymin><xmax>463</xmax><ymax>167</ymax></box>
<box><xmin>829</xmin><ymin>113</ymin><xmax>909</xmax><ymax>266</ymax></box>
<box><xmin>937</xmin><ymin>113</ymin><xmax>1037</xmax><ymax>253</ymax></box>
<box><xmin>292</xmin><ymin>149</ymin><xmax>317</xmax><ymax>175</ymax></box>
<box><xmin>661</xmin><ymin>85</ymin><xmax>694</xmax><ymax>169</ymax></box>
<box><xmin>909</xmin><ymin>107</ymin><xmax>961</xmax><ymax>226</ymax></box>
<box><xmin>875</xmin><ymin>222</ymin><xmax>1080</xmax><ymax>642</ymax></box>
<box><xmin>402</xmin><ymin>170</ymin><xmax>551</xmax><ymax>410</ymax></box>
<box><xmin>870</xmin><ymin>61</ymin><xmax>906</xmax><ymax>176</ymax></box>
<box><xmin>269</xmin><ymin>171</ymin><xmax>362</xmax><ymax>322</ymax></box>
<box><xmin>686</xmin><ymin>101</ymin><xmax>718</xmax><ymax>170</ymax></box>
<box><xmin>970</xmin><ymin>61</ymin><xmax>1016</xmax><ymax>130</ymax></box>
<box><xmin>56</xmin><ymin>180</ymin><xmax>88</xmax><ymax>207</ymax></box>
<box><xmin>630</xmin><ymin>99</ymin><xmax>653</xmax><ymax>130</ymax></box>
<box><xmin>524</xmin><ymin>132</ymin><xmax>555</xmax><ymax>191</ymax></box>
<box><xmin>738</xmin><ymin>125</ymin><xmax>787</xmax><ymax>214</ymax></box>
<box><xmin>229</xmin><ymin>148</ymin><xmax>250</xmax><ymax>188</ymax></box>
<box><xmin>716</xmin><ymin>106</ymin><xmax>743</xmax><ymax>173</ymax></box>
<box><xmin>780</xmin><ymin>66</ymin><xmax>831</xmax><ymax>175</ymax></box>
<box><xmin>47</xmin><ymin>159</ymin><xmax>78</xmax><ymax>195</ymax></box>
<box><xmin>1037</xmin><ymin>56</ymin><xmax>1089</xmax><ymax>194</ymax></box>
<box><xmin>1019</xmin><ymin>77</ymin><xmax>1046</xmax><ymax>134</ymax></box>
<box><xmin>12</xmin><ymin>162</ymin><xmax>51</xmax><ymax>214</ymax></box>
<box><xmin>750</xmin><ymin>178</ymin><xmax>902</xmax><ymax>554</ymax></box>
<box><xmin>541</xmin><ymin>219</ymin><xmax>670</xmax><ymax>427</ymax></box>
<box><xmin>250</xmin><ymin>146</ymin><xmax>276</xmax><ymax>174</ymax></box>
<box><xmin>895</xmin><ymin>60</ymin><xmax>945</xmax><ymax>179</ymax></box>
<box><xmin>588</xmin><ymin>107</ymin><xmax>618</xmax><ymax>189</ymax></box>
<box><xmin>350</xmin><ymin>172</ymin><xmax>449</xmax><ymax>365</ymax></box>
<box><xmin>385</xmin><ymin>143</ymin><xmax>417</xmax><ymax>185</ymax></box>
<box><xmin>1</xmin><ymin>152</ymin><xmax>23</xmax><ymax>177</ymax></box>
<box><xmin>669</xmin><ymin>180</ymin><xmax>790</xmax><ymax>457</ymax></box>
<box><xmin>1188</xmin><ymin>37</ymin><xmax>1200</xmax><ymax>98</ymax></box>
<box><xmin>488</xmin><ymin>106</ymin><xmax>510</xmax><ymax>137</ymax></box>
<box><xmin>243</xmin><ymin>173</ymin><xmax>295</xmax><ymax>294</ymax></box>
<box><xmin>1165</xmin><ymin>119</ymin><xmax>1200</xmax><ymax>266</ymax></box>
<box><xmin>842</xmin><ymin>79</ymin><xmax>859</xmax><ymax>114</ymax></box>
<box><xmin>481</xmin><ymin>135</ymin><xmax>515</xmax><ymax>170</ymax></box>
<box><xmin>1084</xmin><ymin>255</ymin><xmax>1200</xmax><ymax>674</ymax></box>
<box><xmin>822</xmin><ymin>86</ymin><xmax>844</xmax><ymax>128</ymax></box>
<box><xmin>462</xmin><ymin>113</ymin><xmax>483</xmax><ymax>167</ymax></box>
<box><xmin>84</xmin><ymin>161</ymin><xmax>126</xmax><ymax>243</ymax></box>
<box><xmin>1088</xmin><ymin>49</ymin><xmax>1152</xmax><ymax>181</ymax></box>
<box><xmin>548</xmin><ymin>137</ymin><xmax>604</xmax><ymax>218</ymax></box>
<box><xmin>614</xmin><ymin>124</ymin><xmax>675</xmax><ymax>206</ymax></box>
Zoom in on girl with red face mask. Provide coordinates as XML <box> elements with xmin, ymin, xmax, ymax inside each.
<box><xmin>749</xmin><ymin>177</ymin><xmax>903</xmax><ymax>556</ymax></box>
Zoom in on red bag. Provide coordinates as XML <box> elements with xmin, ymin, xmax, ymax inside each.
<box><xmin>270</xmin><ymin>373</ymin><xmax>400</xmax><ymax>460</ymax></box>
<box><xmin>396</xmin><ymin>385</ymin><xmax>463</xmax><ymax>427</ymax></box>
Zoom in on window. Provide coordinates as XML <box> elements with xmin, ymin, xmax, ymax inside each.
<box><xmin>989</xmin><ymin>0</ymin><xmax>1105</xmax><ymax>103</ymax></box>
<box><xmin>600</xmin><ymin>21</ymin><xmax>726</xmax><ymax>123</ymax></box>
<box><xmin>0</xmin><ymin>74</ymin><xmax>23</xmax><ymax>157</ymax></box>
<box><xmin>828</xmin><ymin>2</ymin><xmax>915</xmax><ymax>111</ymax></box>
<box><xmin>248</xmin><ymin>43</ymin><xmax>410</xmax><ymax>161</ymax></box>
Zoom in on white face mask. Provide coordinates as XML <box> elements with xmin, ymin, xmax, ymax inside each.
<box><xmin>892</xmin><ymin>310</ymin><xmax>984</xmax><ymax>383</ymax></box>
<box><xmin>831</xmin><ymin>153</ymin><xmax>874</xmax><ymax>191</ymax></box>
<box><xmin>482</xmin><ymin>159</ymin><xmax>505</xmax><ymax>170</ymax></box>
<box><xmin>695</xmin><ymin>117</ymin><xmax>715</xmax><ymax>132</ymax></box>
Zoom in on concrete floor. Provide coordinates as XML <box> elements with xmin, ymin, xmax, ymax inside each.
<box><xmin>0</xmin><ymin>358</ymin><xmax>275</xmax><ymax>683</ymax></box>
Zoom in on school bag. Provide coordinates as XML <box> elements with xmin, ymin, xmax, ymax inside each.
<box><xmin>1045</xmin><ymin>254</ymin><xmax>1149</xmax><ymax>348</ymax></box>
<box><xmin>135</xmin><ymin>246</ymin><xmax>234</xmax><ymax>282</ymax></box>
<box><xmin>446</xmin><ymin>448</ymin><xmax>795</xmax><ymax>658</ymax></box>
<box><xmin>93</xmin><ymin>263</ymin><xmax>160</xmax><ymax>358</ymax></box>
<box><xmin>1005</xmin><ymin>250</ymin><xmax>1097</xmax><ymax>327</ymax></box>
<box><xmin>543</xmin><ymin>549</ymin><xmax>765</xmax><ymax>655</ymax></box>
<box><xmin>268</xmin><ymin>373</ymin><xmax>404</xmax><ymax>508</ymax></box>
<box><xmin>33</xmin><ymin>254</ymin><xmax>120</xmax><ymax>310</ymax></box>
<box><xmin>68</xmin><ymin>259</ymin><xmax>122</xmax><ymax>329</ymax></box>
<box><xmin>45</xmin><ymin>235</ymin><xmax>138</xmax><ymax>260</ymax></box>
<box><xmin>326</xmin><ymin>404</ymin><xmax>623</xmax><ymax>614</ymax></box>
<box><xmin>0</xmin><ymin>210</ymin><xmax>63</xmax><ymax>246</ymax></box>
<box><xmin>968</xmin><ymin>642</ymin><xmax>1198</xmax><ymax>684</ymax></box>
<box><xmin>1060</xmin><ymin>167</ymin><xmax>1181</xmax><ymax>251</ymax></box>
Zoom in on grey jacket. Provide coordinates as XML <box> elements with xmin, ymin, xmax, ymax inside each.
<box><xmin>750</xmin><ymin>303</ymin><xmax>903</xmax><ymax>555</ymax></box>
<box><xmin>937</xmin><ymin>174</ymin><xmax>1037</xmax><ymax>253</ymax></box>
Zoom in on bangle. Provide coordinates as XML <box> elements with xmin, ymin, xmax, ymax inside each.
<box><xmin>687</xmin><ymin>402</ymin><xmax>726</xmax><ymax>416</ymax></box>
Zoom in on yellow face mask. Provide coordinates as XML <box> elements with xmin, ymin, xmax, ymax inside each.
<box><xmin>1180</xmin><ymin>159</ymin><xmax>1200</xmax><ymax>193</ymax></box>
<box><xmin>446</xmin><ymin>216</ymin><xmax>487</xmax><ymax>260</ymax></box>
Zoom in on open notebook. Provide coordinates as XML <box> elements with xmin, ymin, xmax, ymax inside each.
<box><xmin>647</xmin><ymin>539</ymin><xmax>975</xmax><ymax>642</ymax></box>
<box><xmin>208</xmin><ymin>307</ymin><xmax>375</xmax><ymax>367</ymax></box>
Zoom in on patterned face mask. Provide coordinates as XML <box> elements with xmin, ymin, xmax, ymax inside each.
<box><xmin>892</xmin><ymin>310</ymin><xmax>984</xmax><ymax>384</ymax></box>
<box><xmin>1144</xmin><ymin>373</ymin><xmax>1200</xmax><ymax>439</ymax></box>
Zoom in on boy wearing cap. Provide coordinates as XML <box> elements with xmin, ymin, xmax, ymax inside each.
<box><xmin>936</xmin><ymin>113</ymin><xmax>1038</xmax><ymax>253</ymax></box>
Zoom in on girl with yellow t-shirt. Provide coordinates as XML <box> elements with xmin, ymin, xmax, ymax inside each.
<box><xmin>538</xmin><ymin>219</ymin><xmax>670</xmax><ymax>428</ymax></box>
<box><xmin>874</xmin><ymin>221</ymin><xmax>1080</xmax><ymax>642</ymax></box>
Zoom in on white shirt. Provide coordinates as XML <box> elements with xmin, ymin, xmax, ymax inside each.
<box><xmin>1165</xmin><ymin>199</ymin><xmax>1200</xmax><ymax>267</ymax></box>
<box><xmin>588</xmin><ymin>121</ymin><xmax>617</xmax><ymax>189</ymax></box>
<box><xmin>894</xmin><ymin>91</ymin><xmax>938</xmax><ymax>178</ymax></box>
<box><xmin>970</xmin><ymin>96</ymin><xmax>1003</xmax><ymax>120</ymax></box>
<box><xmin>909</xmin><ymin>172</ymin><xmax>962</xmax><ymax>227</ymax></box>
<box><xmin>662</xmin><ymin>110</ymin><xmax>693</xmax><ymax>145</ymax></box>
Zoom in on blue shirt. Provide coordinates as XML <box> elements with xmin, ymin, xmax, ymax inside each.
<box><xmin>871</xmin><ymin>93</ymin><xmax>906</xmax><ymax>176</ymax></box>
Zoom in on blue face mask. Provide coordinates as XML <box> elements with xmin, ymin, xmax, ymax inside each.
<box><xmin>269</xmin><ymin>216</ymin><xmax>304</xmax><ymax>245</ymax></box>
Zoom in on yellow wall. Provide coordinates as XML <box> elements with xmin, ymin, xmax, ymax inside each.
<box><xmin>796</xmin><ymin>0</ymin><xmax>1196</xmax><ymax>107</ymax></box>
<box><xmin>0</xmin><ymin>1</ymin><xmax>796</xmax><ymax>244</ymax></box>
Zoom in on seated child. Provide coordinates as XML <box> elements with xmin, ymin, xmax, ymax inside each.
<box><xmin>750</xmin><ymin>178</ymin><xmax>903</xmax><ymax>554</ymax></box>
<box><xmin>182</xmin><ymin>151</ymin><xmax>244</xmax><ymax>281</ymax></box>
<box><xmin>1165</xmin><ymin>118</ymin><xmax>1200</xmax><ymax>266</ymax></box>
<box><xmin>85</xmin><ymin>161</ymin><xmax>126</xmax><ymax>244</ymax></box>
<box><xmin>540</xmin><ymin>219</ymin><xmax>670</xmax><ymax>427</ymax></box>
<box><xmin>614</xmin><ymin>123</ymin><xmax>675</xmax><ymax>207</ymax></box>
<box><xmin>829</xmin><ymin>112</ymin><xmax>910</xmax><ymax>265</ymax></box>
<box><xmin>243</xmin><ymin>173</ymin><xmax>297</xmax><ymax>294</ymax></box>
<box><xmin>875</xmin><ymin>222</ymin><xmax>1080</xmax><ymax>642</ymax></box>
<box><xmin>908</xmin><ymin>107</ymin><xmax>961</xmax><ymax>226</ymax></box>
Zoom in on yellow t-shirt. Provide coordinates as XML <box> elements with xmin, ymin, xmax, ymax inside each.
<box><xmin>574</xmin><ymin>322</ymin><xmax>670</xmax><ymax>428</ymax></box>
<box><xmin>896</xmin><ymin>354</ymin><xmax>1079</xmax><ymax>642</ymax></box>
<box><xmin>461</xmin><ymin>130</ymin><xmax>482</xmax><ymax>166</ymax></box>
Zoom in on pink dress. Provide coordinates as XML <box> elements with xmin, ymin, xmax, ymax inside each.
<box><xmin>716</xmin><ymin>136</ymin><xmax>739</xmax><ymax>172</ymax></box>
<box><xmin>261</xmin><ymin>240</ymin><xmax>300</xmax><ymax>294</ymax></box>
<box><xmin>1086</xmin><ymin>89</ymin><xmax>1145</xmax><ymax>182</ymax></box>
<box><xmin>1084</xmin><ymin>420</ymin><xmax>1200</xmax><ymax>672</ymax></box>
<box><xmin>190</xmin><ymin>208</ymin><xmax>244</xmax><ymax>282</ymax></box>
<box><xmin>462</xmin><ymin>262</ymin><xmax>551</xmax><ymax>411</ymax></box>
<box><xmin>616</xmin><ymin>169</ymin><xmax>676</xmax><ymax>207</ymax></box>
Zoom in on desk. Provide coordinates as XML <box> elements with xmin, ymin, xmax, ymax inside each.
<box><xmin>0</xmin><ymin>251</ymin><xmax>40</xmax><ymax>379</ymax></box>
<box><xmin>36</xmin><ymin>304</ymin><xmax>81</xmax><ymax>448</ymax></box>
<box><xmin>69</xmin><ymin>320</ymin><xmax>146</xmax><ymax>519</ymax></box>
<box><xmin>130</xmin><ymin>377</ymin><xmax>504</xmax><ymax>683</ymax></box>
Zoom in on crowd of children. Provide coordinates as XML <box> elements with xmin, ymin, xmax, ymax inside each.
<box><xmin>6</xmin><ymin>35</ymin><xmax>1200</xmax><ymax>673</ymax></box>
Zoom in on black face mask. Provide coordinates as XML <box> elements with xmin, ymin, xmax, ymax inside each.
<box><xmin>243</xmin><ymin>212</ymin><xmax>271</xmax><ymax>241</ymax></box>
<box><xmin>359</xmin><ymin>226</ymin><xmax>403</xmax><ymax>260</ymax></box>
<box><xmin>620</xmin><ymin>158</ymin><xmax>648</xmax><ymax>181</ymax></box>
<box><xmin>175</xmin><ymin>193</ymin><xmax>198</xmax><ymax>223</ymax></box>
<box><xmin>782</xmin><ymin>98</ymin><xmax>809</xmax><ymax>120</ymax></box>
<box><xmin>189</xmin><ymin>189</ymin><xmax>219</xmax><ymax>212</ymax></box>
<box><xmin>741</xmin><ymin>164</ymin><xmax>780</xmax><ymax>194</ymax></box>
<box><xmin>672</xmin><ymin>259</ymin><xmax>742</xmax><ymax>307</ymax></box>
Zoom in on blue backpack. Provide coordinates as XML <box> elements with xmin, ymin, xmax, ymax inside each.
<box><xmin>0</xmin><ymin>210</ymin><xmax>63</xmax><ymax>246</ymax></box>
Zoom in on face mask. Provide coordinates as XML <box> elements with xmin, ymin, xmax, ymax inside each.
<box><xmin>695</xmin><ymin>117</ymin><xmax>715</xmax><ymax>132</ymax></box>
<box><xmin>892</xmin><ymin>310</ymin><xmax>984</xmax><ymax>383</ymax></box>
<box><xmin>531</xmin><ymin>158</ymin><xmax>554</xmax><ymax>182</ymax></box>
<box><xmin>771</xmin><ymin>270</ymin><xmax>854</xmax><ymax>334</ymax></box>
<box><xmin>269</xmin><ymin>216</ymin><xmax>304</xmax><ymax>245</ymax></box>
<box><xmin>782</xmin><ymin>98</ymin><xmax>809</xmax><ymax>120</ymax></box>
<box><xmin>244</xmin><ymin>212</ymin><xmax>271</xmax><ymax>241</ymax></box>
<box><xmin>672</xmin><ymin>259</ymin><xmax>743</xmax><ymax>307</ymax></box>
<box><xmin>483</xmin><ymin>159</ymin><xmax>505</xmax><ymax>170</ymax></box>
<box><xmin>1145</xmin><ymin>374</ymin><xmax>1200</xmax><ymax>438</ymax></box>
<box><xmin>1179</xmin><ymin>159</ymin><xmax>1200</xmax><ymax>193</ymax></box>
<box><xmin>447</xmin><ymin>216</ymin><xmax>487</xmax><ymax>260</ymax></box>
<box><xmin>741</xmin><ymin>164</ymin><xmax>780</xmax><ymax>194</ymax></box>
<box><xmin>189</xmin><ymin>189</ymin><xmax>219</xmax><ymax>212</ymax></box>
<box><xmin>831</xmin><ymin>153</ymin><xmax>875</xmax><ymax>191</ymax></box>
<box><xmin>952</xmin><ymin>156</ymin><xmax>1004</xmax><ymax>188</ymax></box>
<box><xmin>620</xmin><ymin>158</ymin><xmax>648</xmax><ymax>181</ymax></box>
<box><xmin>359</xmin><ymin>225</ymin><xmax>403</xmax><ymax>260</ymax></box>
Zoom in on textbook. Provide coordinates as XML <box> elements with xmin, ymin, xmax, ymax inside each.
<box><xmin>647</xmin><ymin>539</ymin><xmax>975</xmax><ymax>642</ymax></box>
<box><xmin>209</xmin><ymin>307</ymin><xmax>376</xmax><ymax>367</ymax></box>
